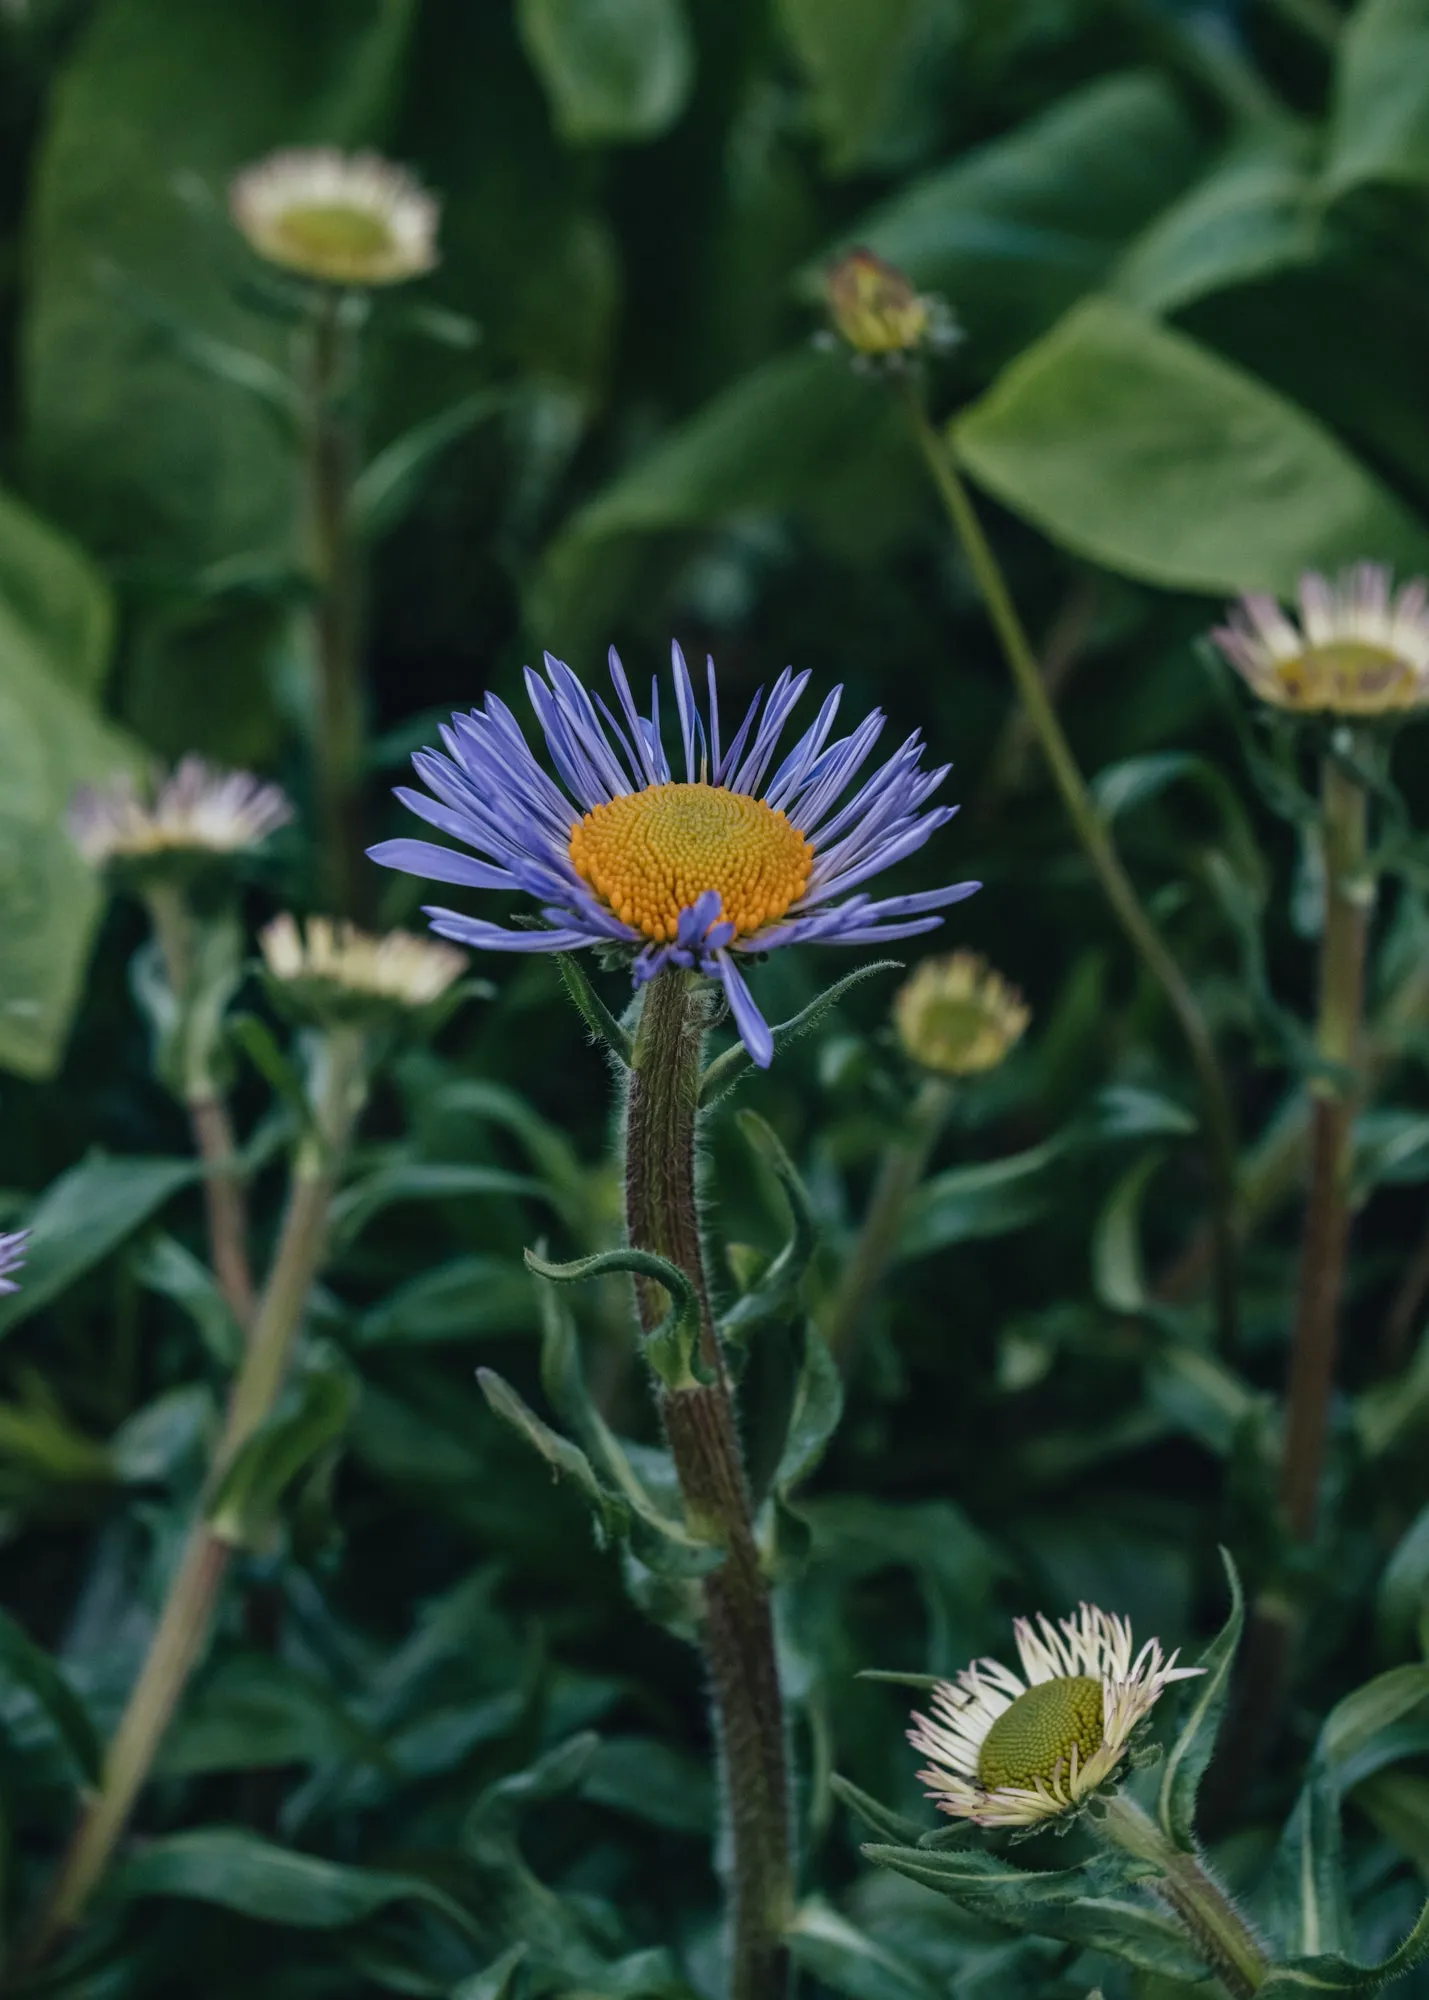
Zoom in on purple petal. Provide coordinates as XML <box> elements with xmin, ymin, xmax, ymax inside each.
<box><xmin>716</xmin><ymin>952</ymin><xmax>774</xmax><ymax>1068</ymax></box>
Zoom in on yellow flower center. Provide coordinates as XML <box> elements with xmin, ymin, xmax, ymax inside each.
<box><xmin>977</xmin><ymin>1676</ymin><xmax>1104</xmax><ymax>1793</ymax></box>
<box><xmin>271</xmin><ymin>203</ymin><xmax>394</xmax><ymax>272</ymax></box>
<box><xmin>1274</xmin><ymin>643</ymin><xmax>1419</xmax><ymax>714</ymax></box>
<box><xmin>568</xmin><ymin>783</ymin><xmax>812</xmax><ymax>946</ymax></box>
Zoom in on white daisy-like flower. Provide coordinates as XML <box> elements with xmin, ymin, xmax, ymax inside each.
<box><xmin>1212</xmin><ymin>564</ymin><xmax>1429</xmax><ymax>716</ymax></box>
<box><xmin>260</xmin><ymin>913</ymin><xmax>465</xmax><ymax>1012</ymax></box>
<box><xmin>908</xmin><ymin>1604</ymin><xmax>1202</xmax><ymax>1828</ymax></box>
<box><xmin>894</xmin><ymin>951</ymin><xmax>1030</xmax><ymax>1077</ymax></box>
<box><xmin>229</xmin><ymin>147</ymin><xmax>438</xmax><ymax>288</ymax></box>
<box><xmin>70</xmin><ymin>757</ymin><xmax>293</xmax><ymax>869</ymax></box>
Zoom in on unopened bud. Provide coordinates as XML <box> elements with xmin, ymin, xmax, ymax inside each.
<box><xmin>894</xmin><ymin>952</ymin><xmax>1029</xmax><ymax>1077</ymax></box>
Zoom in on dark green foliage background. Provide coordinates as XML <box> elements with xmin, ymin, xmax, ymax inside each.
<box><xmin>2</xmin><ymin>0</ymin><xmax>1429</xmax><ymax>1993</ymax></box>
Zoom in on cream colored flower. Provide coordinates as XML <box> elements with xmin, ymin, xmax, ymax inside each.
<box><xmin>1212</xmin><ymin>565</ymin><xmax>1429</xmax><ymax>716</ymax></box>
<box><xmin>70</xmin><ymin>757</ymin><xmax>293</xmax><ymax>868</ymax></box>
<box><xmin>894</xmin><ymin>952</ymin><xmax>1029</xmax><ymax>1076</ymax></box>
<box><xmin>229</xmin><ymin>148</ymin><xmax>438</xmax><ymax>287</ymax></box>
<box><xmin>823</xmin><ymin>248</ymin><xmax>958</xmax><ymax>365</ymax></box>
<box><xmin>909</xmin><ymin>1605</ymin><xmax>1201</xmax><ymax>1827</ymax></box>
<box><xmin>260</xmin><ymin>913</ymin><xmax>465</xmax><ymax>1011</ymax></box>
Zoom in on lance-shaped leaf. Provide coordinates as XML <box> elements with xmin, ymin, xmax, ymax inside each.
<box><xmin>0</xmin><ymin>1605</ymin><xmax>101</xmax><ymax>1784</ymax></box>
<box><xmin>525</xmin><ymin>1244</ymin><xmax>706</xmax><ymax>1391</ymax></box>
<box><xmin>720</xmin><ymin>1112</ymin><xmax>819</xmax><ymax>1342</ymax></box>
<box><xmin>207</xmin><ymin>1371</ymin><xmax>357</xmax><ymax>1548</ymax></box>
<box><xmin>556</xmin><ymin>951</ymin><xmax>634</xmax><ymax>1064</ymax></box>
<box><xmin>829</xmin><ymin>1772</ymin><xmax>928</xmax><ymax>1848</ymax></box>
<box><xmin>1257</xmin><ymin>1902</ymin><xmax>1429</xmax><ymax>1997</ymax></box>
<box><xmin>476</xmin><ymin>1367</ymin><xmax>629</xmax><ymax>1550</ymax></box>
<box><xmin>700</xmin><ymin>961</ymin><xmax>901</xmax><ymax>1107</ymax></box>
<box><xmin>535</xmin><ymin>1273</ymin><xmax>721</xmax><ymax>1578</ymax></box>
<box><xmin>1159</xmin><ymin>1546</ymin><xmax>1244</xmax><ymax>1850</ymax></box>
<box><xmin>353</xmin><ymin>388</ymin><xmax>508</xmax><ymax>543</ymax></box>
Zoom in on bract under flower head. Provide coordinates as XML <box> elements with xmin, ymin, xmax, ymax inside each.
<box><xmin>260</xmin><ymin>913</ymin><xmax>465</xmax><ymax>1023</ymax></box>
<box><xmin>0</xmin><ymin>1231</ymin><xmax>28</xmax><ymax>1297</ymax></box>
<box><xmin>229</xmin><ymin>148</ymin><xmax>438</xmax><ymax>287</ymax></box>
<box><xmin>908</xmin><ymin>1605</ymin><xmax>1201</xmax><ymax>1827</ymax></box>
<box><xmin>824</xmin><ymin>248</ymin><xmax>958</xmax><ymax>365</ymax></box>
<box><xmin>368</xmin><ymin>644</ymin><xmax>979</xmax><ymax>1069</ymax></box>
<box><xmin>895</xmin><ymin>951</ymin><xmax>1029</xmax><ymax>1076</ymax></box>
<box><xmin>1213</xmin><ymin>564</ymin><xmax>1429</xmax><ymax>717</ymax></box>
<box><xmin>69</xmin><ymin>757</ymin><xmax>293</xmax><ymax>872</ymax></box>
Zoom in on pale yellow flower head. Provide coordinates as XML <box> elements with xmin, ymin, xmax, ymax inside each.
<box><xmin>894</xmin><ymin>952</ymin><xmax>1029</xmax><ymax>1077</ymax></box>
<box><xmin>1213</xmin><ymin>564</ymin><xmax>1429</xmax><ymax>717</ymax></box>
<box><xmin>909</xmin><ymin>1605</ymin><xmax>1202</xmax><ymax>1828</ymax></box>
<box><xmin>229</xmin><ymin>148</ymin><xmax>438</xmax><ymax>287</ymax></box>
<box><xmin>260</xmin><ymin>913</ymin><xmax>465</xmax><ymax>1017</ymax></box>
<box><xmin>823</xmin><ymin>248</ymin><xmax>956</xmax><ymax>365</ymax></box>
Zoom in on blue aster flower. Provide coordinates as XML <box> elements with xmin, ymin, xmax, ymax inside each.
<box><xmin>0</xmin><ymin>1230</ymin><xmax>28</xmax><ymax>1296</ymax></box>
<box><xmin>369</xmin><ymin>645</ymin><xmax>978</xmax><ymax>1067</ymax></box>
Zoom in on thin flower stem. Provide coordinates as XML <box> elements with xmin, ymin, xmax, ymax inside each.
<box><xmin>21</xmin><ymin>1030</ymin><xmax>366</xmax><ymax>1964</ymax></box>
<box><xmin>145</xmin><ymin>883</ymin><xmax>256</xmax><ymax>1331</ymax></box>
<box><xmin>1098</xmin><ymin>1793</ymin><xmax>1269</xmax><ymax>1996</ymax></box>
<box><xmin>825</xmin><ymin>1076</ymin><xmax>952</xmax><ymax>1374</ymax></box>
<box><xmin>906</xmin><ymin>394</ymin><xmax>1241</xmax><ymax>1350</ymax></box>
<box><xmin>626</xmin><ymin>970</ymin><xmax>791</xmax><ymax>2000</ymax></box>
<box><xmin>304</xmin><ymin>289</ymin><xmax>367</xmax><ymax>920</ymax></box>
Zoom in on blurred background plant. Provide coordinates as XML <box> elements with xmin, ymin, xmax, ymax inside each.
<box><xmin>4</xmin><ymin>0</ymin><xmax>1429</xmax><ymax>1993</ymax></box>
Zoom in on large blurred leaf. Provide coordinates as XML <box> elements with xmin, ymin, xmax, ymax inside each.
<box><xmin>812</xmin><ymin>73</ymin><xmax>1203</xmax><ymax>365</ymax></box>
<box><xmin>0</xmin><ymin>616</ymin><xmax>136</xmax><ymax>1078</ymax></box>
<box><xmin>1114</xmin><ymin>128</ymin><xmax>1319</xmax><ymax>316</ymax></box>
<box><xmin>0</xmin><ymin>1153</ymin><xmax>196</xmax><ymax>1338</ymax></box>
<box><xmin>955</xmin><ymin>297</ymin><xmax>1429</xmax><ymax>596</ymax></box>
<box><xmin>1325</xmin><ymin>0</ymin><xmax>1429</xmax><ymax>197</ymax></box>
<box><xmin>529</xmin><ymin>350</ymin><xmax>893</xmax><ymax>644</ymax></box>
<box><xmin>0</xmin><ymin>484</ymin><xmax>114</xmax><ymax>696</ymax></box>
<box><xmin>0</xmin><ymin>1604</ymin><xmax>101</xmax><ymax>1783</ymax></box>
<box><xmin>25</xmin><ymin>0</ymin><xmax>414</xmax><ymax>569</ymax></box>
<box><xmin>516</xmin><ymin>0</ymin><xmax>693</xmax><ymax>145</ymax></box>
<box><xmin>777</xmin><ymin>0</ymin><xmax>928</xmax><ymax>175</ymax></box>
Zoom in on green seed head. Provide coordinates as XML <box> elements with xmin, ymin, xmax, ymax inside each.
<box><xmin>977</xmin><ymin>1675</ymin><xmax>1104</xmax><ymax>1792</ymax></box>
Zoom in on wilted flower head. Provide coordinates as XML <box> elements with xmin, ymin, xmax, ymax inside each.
<box><xmin>895</xmin><ymin>951</ymin><xmax>1029</xmax><ymax>1076</ymax></box>
<box><xmin>260</xmin><ymin>912</ymin><xmax>465</xmax><ymax>1023</ymax></box>
<box><xmin>369</xmin><ymin>643</ymin><xmax>978</xmax><ymax>1069</ymax></box>
<box><xmin>909</xmin><ymin>1605</ymin><xmax>1201</xmax><ymax>1828</ymax></box>
<box><xmin>229</xmin><ymin>148</ymin><xmax>438</xmax><ymax>288</ymax></box>
<box><xmin>0</xmin><ymin>1231</ymin><xmax>28</xmax><ymax>1297</ymax></box>
<box><xmin>70</xmin><ymin>757</ymin><xmax>293</xmax><ymax>872</ymax></box>
<box><xmin>1212</xmin><ymin>564</ymin><xmax>1429</xmax><ymax>717</ymax></box>
<box><xmin>824</xmin><ymin>248</ymin><xmax>957</xmax><ymax>365</ymax></box>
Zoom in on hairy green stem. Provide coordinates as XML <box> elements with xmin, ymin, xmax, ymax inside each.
<box><xmin>22</xmin><ymin>1030</ymin><xmax>366</xmax><ymax>1962</ymax></box>
<box><xmin>1098</xmin><ymin>1793</ymin><xmax>1268</xmax><ymax>1996</ymax></box>
<box><xmin>304</xmin><ymin>291</ymin><xmax>366</xmax><ymax>919</ymax></box>
<box><xmin>907</xmin><ymin>396</ymin><xmax>1240</xmax><ymax>1350</ymax></box>
<box><xmin>626</xmin><ymin>971</ymin><xmax>791</xmax><ymax>2000</ymax></box>
<box><xmin>825</xmin><ymin>1076</ymin><xmax>951</xmax><ymax>1374</ymax></box>
<box><xmin>146</xmin><ymin>882</ymin><xmax>255</xmax><ymax>1331</ymax></box>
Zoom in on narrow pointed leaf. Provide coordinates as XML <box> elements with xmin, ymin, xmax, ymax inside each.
<box><xmin>1159</xmin><ymin>1547</ymin><xmax>1244</xmax><ymax>1850</ymax></box>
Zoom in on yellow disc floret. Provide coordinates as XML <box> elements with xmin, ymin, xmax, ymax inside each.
<box><xmin>977</xmin><ymin>1676</ymin><xmax>1105</xmax><ymax>1793</ymax></box>
<box><xmin>1272</xmin><ymin>643</ymin><xmax>1420</xmax><ymax>714</ymax></box>
<box><xmin>569</xmin><ymin>783</ymin><xmax>812</xmax><ymax>945</ymax></box>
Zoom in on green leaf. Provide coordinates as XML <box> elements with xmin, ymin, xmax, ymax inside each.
<box><xmin>786</xmin><ymin>1897</ymin><xmax>941</xmax><ymax>2000</ymax></box>
<box><xmin>1325</xmin><ymin>0</ymin><xmax>1429</xmax><ymax>197</ymax></box>
<box><xmin>0</xmin><ymin>1605</ymin><xmax>101</xmax><ymax>1783</ymax></box>
<box><xmin>1158</xmin><ymin>1548</ymin><xmax>1244</xmax><ymax>1851</ymax></box>
<box><xmin>526</xmin><ymin>1245</ymin><xmax>706</xmax><ymax>1392</ymax></box>
<box><xmin>1092</xmin><ymin>750</ymin><xmax>1266</xmax><ymax>894</ymax></box>
<box><xmin>1092</xmin><ymin>1151</ymin><xmax>1165</xmax><ymax>1316</ymax></box>
<box><xmin>899</xmin><ymin>1138</ymin><xmax>1066</xmax><ymax>1258</ymax></box>
<box><xmin>584</xmin><ymin>1734</ymin><xmax>713</xmax><ymax>1834</ymax></box>
<box><xmin>1352</xmin><ymin>1768</ymin><xmax>1429</xmax><ymax>1881</ymax></box>
<box><xmin>720</xmin><ymin>1112</ymin><xmax>820</xmax><ymax>1341</ymax></box>
<box><xmin>700</xmin><ymin>961</ymin><xmax>901</xmax><ymax>1108</ymax></box>
<box><xmin>828</xmin><ymin>1772</ymin><xmax>928</xmax><ymax>1848</ymax></box>
<box><xmin>357</xmin><ymin>1256</ymin><xmax>537</xmax><ymax>1347</ymax></box>
<box><xmin>516</xmin><ymin>0</ymin><xmax>693</xmax><ymax>144</ymax></box>
<box><xmin>0</xmin><ymin>1153</ymin><xmax>197</xmax><ymax>1341</ymax></box>
<box><xmin>954</xmin><ymin>298</ymin><xmax>1429</xmax><ymax>597</ymax></box>
<box><xmin>1258</xmin><ymin>1898</ymin><xmax>1429</xmax><ymax>1995</ymax></box>
<box><xmin>107</xmin><ymin>1826</ymin><xmax>482</xmax><ymax>1938</ymax></box>
<box><xmin>131</xmin><ymin>1231</ymin><xmax>243</xmax><ymax>1369</ymax></box>
<box><xmin>0</xmin><ymin>482</ymin><xmax>114</xmax><ymax>698</ymax></box>
<box><xmin>1377</xmin><ymin>1505</ymin><xmax>1429</xmax><ymax>1660</ymax></box>
<box><xmin>476</xmin><ymin>1366</ymin><xmax>630</xmax><ymax>1549</ymax></box>
<box><xmin>157</xmin><ymin>1653</ymin><xmax>390</xmax><ymax>1778</ymax></box>
<box><xmin>1114</xmin><ymin>127</ymin><xmax>1318</xmax><ymax>315</ymax></box>
<box><xmin>776</xmin><ymin>0</ymin><xmax>926</xmax><ymax>175</ymax></box>
<box><xmin>453</xmin><ymin>1944</ymin><xmax>529</xmax><ymax>2000</ymax></box>
<box><xmin>775</xmin><ymin>1323</ymin><xmax>843</xmax><ymax>1498</ymax></box>
<box><xmin>352</xmin><ymin>388</ymin><xmax>508</xmax><ymax>542</ymax></box>
<box><xmin>207</xmin><ymin>1371</ymin><xmax>357</xmax><ymax>1547</ymax></box>
<box><xmin>331</xmin><ymin>1161</ymin><xmax>547</xmax><ymax>1243</ymax></box>
<box><xmin>811</xmin><ymin>73</ymin><xmax>1202</xmax><ymax>359</ymax></box>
